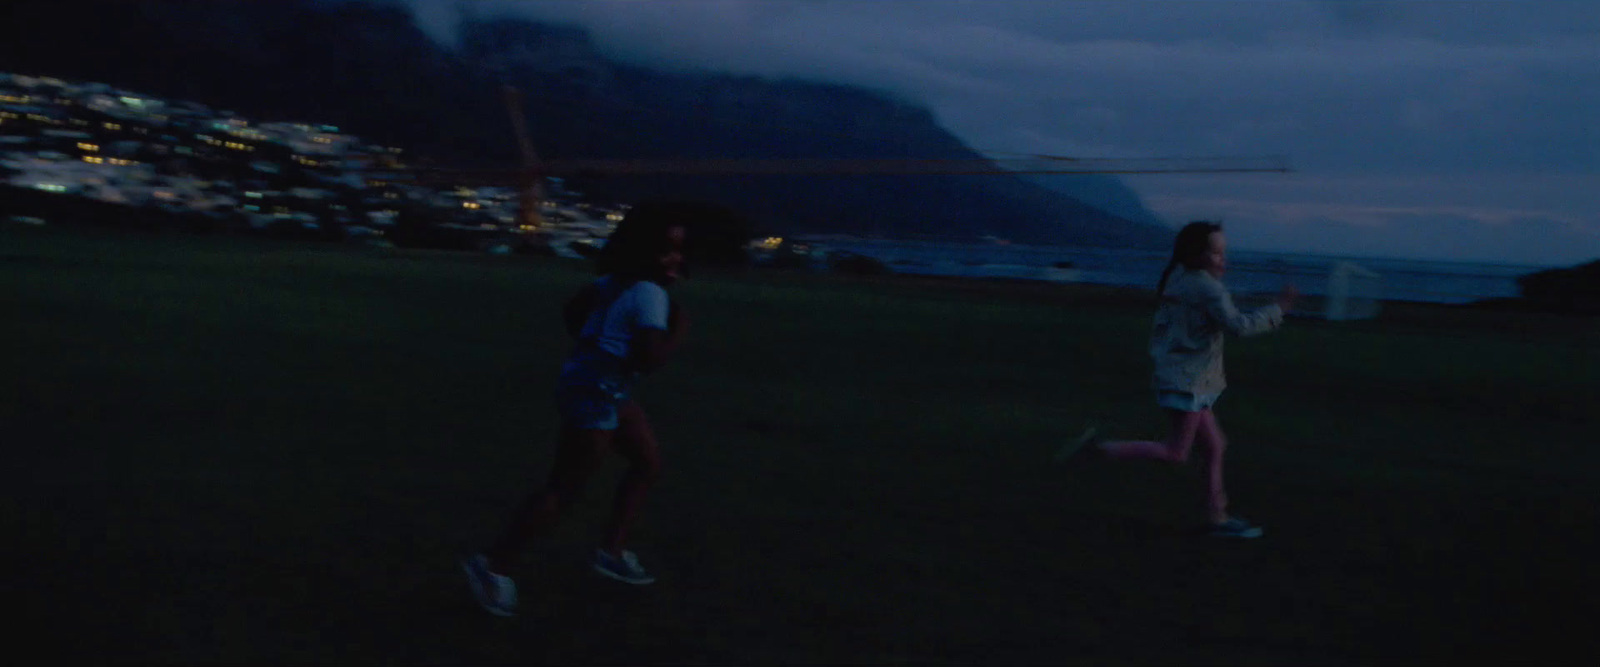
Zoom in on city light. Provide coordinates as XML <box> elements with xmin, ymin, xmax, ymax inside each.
<box><xmin>0</xmin><ymin>71</ymin><xmax>629</xmax><ymax>247</ymax></box>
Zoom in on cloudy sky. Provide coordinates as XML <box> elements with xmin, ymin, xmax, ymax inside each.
<box><xmin>406</xmin><ymin>0</ymin><xmax>1598</xmax><ymax>265</ymax></box>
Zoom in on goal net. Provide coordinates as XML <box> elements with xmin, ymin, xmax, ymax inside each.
<box><xmin>1322</xmin><ymin>261</ymin><xmax>1382</xmax><ymax>321</ymax></box>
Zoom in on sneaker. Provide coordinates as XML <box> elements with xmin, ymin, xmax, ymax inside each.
<box><xmin>592</xmin><ymin>549</ymin><xmax>656</xmax><ymax>585</ymax></box>
<box><xmin>462</xmin><ymin>553</ymin><xmax>517</xmax><ymax>616</ymax></box>
<box><xmin>1054</xmin><ymin>426</ymin><xmax>1103</xmax><ymax>464</ymax></box>
<box><xmin>1208</xmin><ymin>517</ymin><xmax>1264</xmax><ymax>539</ymax></box>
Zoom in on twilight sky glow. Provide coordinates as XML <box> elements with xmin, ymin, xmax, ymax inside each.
<box><xmin>404</xmin><ymin>0</ymin><xmax>1599</xmax><ymax>265</ymax></box>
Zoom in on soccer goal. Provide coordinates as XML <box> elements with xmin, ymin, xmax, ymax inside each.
<box><xmin>1322</xmin><ymin>261</ymin><xmax>1383</xmax><ymax>321</ymax></box>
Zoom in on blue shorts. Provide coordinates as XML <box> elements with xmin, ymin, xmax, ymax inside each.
<box><xmin>556</xmin><ymin>350</ymin><xmax>637</xmax><ymax>430</ymax></box>
<box><xmin>1156</xmin><ymin>390</ymin><xmax>1221</xmax><ymax>413</ymax></box>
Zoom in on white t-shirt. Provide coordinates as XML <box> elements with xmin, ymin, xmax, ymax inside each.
<box><xmin>577</xmin><ymin>276</ymin><xmax>670</xmax><ymax>359</ymax></box>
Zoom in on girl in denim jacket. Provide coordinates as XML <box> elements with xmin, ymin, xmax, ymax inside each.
<box><xmin>1062</xmin><ymin>221</ymin><xmax>1297</xmax><ymax>538</ymax></box>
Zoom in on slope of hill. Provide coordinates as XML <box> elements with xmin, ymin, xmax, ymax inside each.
<box><xmin>1</xmin><ymin>0</ymin><xmax>1170</xmax><ymax>246</ymax></box>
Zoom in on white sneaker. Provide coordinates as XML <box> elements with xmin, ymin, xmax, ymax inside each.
<box><xmin>1208</xmin><ymin>517</ymin><xmax>1265</xmax><ymax>539</ymax></box>
<box><xmin>462</xmin><ymin>554</ymin><xmax>517</xmax><ymax>616</ymax></box>
<box><xmin>592</xmin><ymin>549</ymin><xmax>656</xmax><ymax>585</ymax></box>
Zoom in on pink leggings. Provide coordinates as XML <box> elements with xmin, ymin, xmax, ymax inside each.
<box><xmin>1101</xmin><ymin>408</ymin><xmax>1229</xmax><ymax>521</ymax></box>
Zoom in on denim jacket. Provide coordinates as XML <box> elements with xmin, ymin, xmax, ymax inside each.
<box><xmin>1149</xmin><ymin>266</ymin><xmax>1283</xmax><ymax>396</ymax></box>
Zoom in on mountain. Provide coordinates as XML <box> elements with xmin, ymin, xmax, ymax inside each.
<box><xmin>1027</xmin><ymin>174</ymin><xmax>1168</xmax><ymax>228</ymax></box>
<box><xmin>1</xmin><ymin>0</ymin><xmax>1171</xmax><ymax>247</ymax></box>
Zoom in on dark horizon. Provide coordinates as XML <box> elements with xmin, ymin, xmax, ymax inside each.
<box><xmin>397</xmin><ymin>0</ymin><xmax>1599</xmax><ymax>265</ymax></box>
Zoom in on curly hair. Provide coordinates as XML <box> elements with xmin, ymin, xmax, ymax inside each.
<box><xmin>594</xmin><ymin>201</ymin><xmax>692</xmax><ymax>281</ymax></box>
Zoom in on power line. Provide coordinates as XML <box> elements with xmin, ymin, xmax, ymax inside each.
<box><xmin>503</xmin><ymin>89</ymin><xmax>1289</xmax><ymax>171</ymax></box>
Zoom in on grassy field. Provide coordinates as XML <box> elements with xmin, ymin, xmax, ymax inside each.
<box><xmin>3</xmin><ymin>224</ymin><xmax>1597</xmax><ymax>665</ymax></box>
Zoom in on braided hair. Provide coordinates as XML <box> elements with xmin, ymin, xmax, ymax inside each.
<box><xmin>1156</xmin><ymin>221</ymin><xmax>1223</xmax><ymax>298</ymax></box>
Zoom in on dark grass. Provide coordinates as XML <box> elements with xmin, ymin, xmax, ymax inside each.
<box><xmin>3</xmin><ymin>224</ymin><xmax>1598</xmax><ymax>664</ymax></box>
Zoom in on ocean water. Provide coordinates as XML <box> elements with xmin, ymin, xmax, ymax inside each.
<box><xmin>784</xmin><ymin>238</ymin><xmax>1557</xmax><ymax>305</ymax></box>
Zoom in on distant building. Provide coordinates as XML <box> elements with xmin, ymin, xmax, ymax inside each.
<box><xmin>289</xmin><ymin>187</ymin><xmax>332</xmax><ymax>200</ymax></box>
<box><xmin>1</xmin><ymin>70</ymin><xmax>639</xmax><ymax>243</ymax></box>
